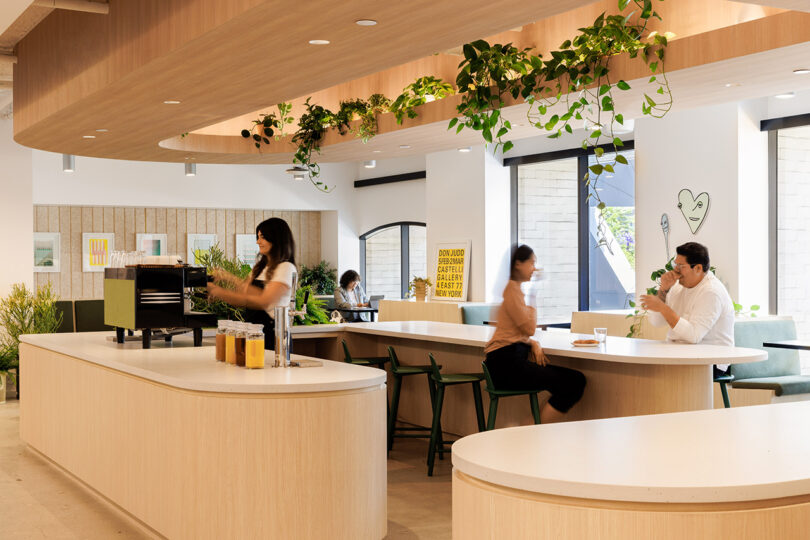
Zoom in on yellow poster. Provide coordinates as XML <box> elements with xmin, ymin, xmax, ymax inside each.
<box><xmin>433</xmin><ymin>241</ymin><xmax>470</xmax><ymax>301</ymax></box>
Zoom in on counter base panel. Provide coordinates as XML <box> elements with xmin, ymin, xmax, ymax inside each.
<box><xmin>343</xmin><ymin>333</ymin><xmax>711</xmax><ymax>436</ymax></box>
<box><xmin>452</xmin><ymin>470</ymin><xmax>810</xmax><ymax>540</ymax></box>
<box><xmin>20</xmin><ymin>344</ymin><xmax>387</xmax><ymax>540</ymax></box>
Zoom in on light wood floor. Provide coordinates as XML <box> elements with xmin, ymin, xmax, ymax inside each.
<box><xmin>0</xmin><ymin>399</ymin><xmax>451</xmax><ymax>539</ymax></box>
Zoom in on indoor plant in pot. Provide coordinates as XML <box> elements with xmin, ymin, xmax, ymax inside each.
<box><xmin>409</xmin><ymin>277</ymin><xmax>432</xmax><ymax>302</ymax></box>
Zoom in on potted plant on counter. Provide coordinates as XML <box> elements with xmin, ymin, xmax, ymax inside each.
<box><xmin>409</xmin><ymin>277</ymin><xmax>433</xmax><ymax>302</ymax></box>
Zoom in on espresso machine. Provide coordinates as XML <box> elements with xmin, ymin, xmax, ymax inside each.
<box><xmin>104</xmin><ymin>265</ymin><xmax>217</xmax><ymax>348</ymax></box>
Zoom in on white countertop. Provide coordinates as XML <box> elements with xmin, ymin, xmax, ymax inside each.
<box><xmin>20</xmin><ymin>332</ymin><xmax>385</xmax><ymax>394</ymax></box>
<box><xmin>342</xmin><ymin>321</ymin><xmax>767</xmax><ymax>366</ymax></box>
<box><xmin>453</xmin><ymin>401</ymin><xmax>810</xmax><ymax>503</ymax></box>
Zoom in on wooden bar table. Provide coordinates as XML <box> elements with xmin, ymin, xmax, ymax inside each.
<box><xmin>452</xmin><ymin>401</ymin><xmax>810</xmax><ymax>539</ymax></box>
<box><xmin>20</xmin><ymin>332</ymin><xmax>387</xmax><ymax>540</ymax></box>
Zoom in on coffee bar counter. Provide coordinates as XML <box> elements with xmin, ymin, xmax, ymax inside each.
<box><xmin>19</xmin><ymin>332</ymin><xmax>387</xmax><ymax>540</ymax></box>
<box><xmin>452</xmin><ymin>401</ymin><xmax>810</xmax><ymax>539</ymax></box>
<box><xmin>336</xmin><ymin>321</ymin><xmax>766</xmax><ymax>434</ymax></box>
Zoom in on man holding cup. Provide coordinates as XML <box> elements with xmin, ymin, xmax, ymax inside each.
<box><xmin>639</xmin><ymin>242</ymin><xmax>735</xmax><ymax>375</ymax></box>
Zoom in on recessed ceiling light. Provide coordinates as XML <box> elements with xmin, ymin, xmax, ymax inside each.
<box><xmin>458</xmin><ymin>147</ymin><xmax>471</xmax><ymax>153</ymax></box>
<box><xmin>724</xmin><ymin>82</ymin><xmax>741</xmax><ymax>88</ymax></box>
<box><xmin>775</xmin><ymin>92</ymin><xmax>796</xmax><ymax>99</ymax></box>
<box><xmin>355</xmin><ymin>19</ymin><xmax>377</xmax><ymax>26</ymax></box>
<box><xmin>82</xmin><ymin>135</ymin><xmax>96</xmax><ymax>139</ymax></box>
<box><xmin>399</xmin><ymin>144</ymin><xmax>411</xmax><ymax>149</ymax></box>
<box><xmin>95</xmin><ymin>128</ymin><xmax>108</xmax><ymax>132</ymax></box>
<box><xmin>372</xmin><ymin>150</ymin><xmax>382</xmax><ymax>153</ymax></box>
<box><xmin>163</xmin><ymin>100</ymin><xmax>181</xmax><ymax>105</ymax></box>
<box><xmin>793</xmin><ymin>68</ymin><xmax>810</xmax><ymax>75</ymax></box>
<box><xmin>308</xmin><ymin>39</ymin><xmax>330</xmax><ymax>45</ymax></box>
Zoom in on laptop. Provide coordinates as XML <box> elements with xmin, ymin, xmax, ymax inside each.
<box><xmin>368</xmin><ymin>295</ymin><xmax>384</xmax><ymax>310</ymax></box>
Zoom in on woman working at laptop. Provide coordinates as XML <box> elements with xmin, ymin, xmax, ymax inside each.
<box><xmin>335</xmin><ymin>270</ymin><xmax>371</xmax><ymax>322</ymax></box>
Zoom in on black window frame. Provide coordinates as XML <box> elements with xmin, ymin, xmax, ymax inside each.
<box><xmin>505</xmin><ymin>140</ymin><xmax>635</xmax><ymax>311</ymax></box>
<box><xmin>360</xmin><ymin>221</ymin><xmax>427</xmax><ymax>299</ymax></box>
<box><xmin>761</xmin><ymin>113</ymin><xmax>810</xmax><ymax>316</ymax></box>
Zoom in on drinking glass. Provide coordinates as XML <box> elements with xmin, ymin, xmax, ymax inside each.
<box><xmin>594</xmin><ymin>327</ymin><xmax>608</xmax><ymax>343</ymax></box>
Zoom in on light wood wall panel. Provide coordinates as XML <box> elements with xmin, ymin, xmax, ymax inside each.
<box><xmin>33</xmin><ymin>206</ymin><xmax>322</xmax><ymax>300</ymax></box>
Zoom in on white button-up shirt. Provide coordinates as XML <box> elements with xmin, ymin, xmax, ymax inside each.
<box><xmin>648</xmin><ymin>272</ymin><xmax>735</xmax><ymax>369</ymax></box>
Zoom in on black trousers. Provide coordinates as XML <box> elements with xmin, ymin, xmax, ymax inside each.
<box><xmin>485</xmin><ymin>342</ymin><xmax>586</xmax><ymax>413</ymax></box>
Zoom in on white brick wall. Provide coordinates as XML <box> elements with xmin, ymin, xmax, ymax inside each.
<box><xmin>777</xmin><ymin>126</ymin><xmax>810</xmax><ymax>371</ymax></box>
<box><xmin>517</xmin><ymin>159</ymin><xmax>579</xmax><ymax>319</ymax></box>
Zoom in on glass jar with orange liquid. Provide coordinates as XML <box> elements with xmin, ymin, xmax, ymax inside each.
<box><xmin>245</xmin><ymin>324</ymin><xmax>265</xmax><ymax>369</ymax></box>
<box><xmin>225</xmin><ymin>321</ymin><xmax>238</xmax><ymax>365</ymax></box>
<box><xmin>215</xmin><ymin>319</ymin><xmax>228</xmax><ymax>362</ymax></box>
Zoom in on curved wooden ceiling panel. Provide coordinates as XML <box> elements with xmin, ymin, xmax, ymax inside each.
<box><xmin>12</xmin><ymin>0</ymin><xmax>594</xmax><ymax>161</ymax></box>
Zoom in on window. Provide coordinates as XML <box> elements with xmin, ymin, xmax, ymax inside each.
<box><xmin>360</xmin><ymin>222</ymin><xmax>427</xmax><ymax>299</ymax></box>
<box><xmin>773</xmin><ymin>123</ymin><xmax>810</xmax><ymax>368</ymax></box>
<box><xmin>509</xmin><ymin>143</ymin><xmax>635</xmax><ymax>315</ymax></box>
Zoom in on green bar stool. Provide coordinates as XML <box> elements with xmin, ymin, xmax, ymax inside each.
<box><xmin>715</xmin><ymin>372</ymin><xmax>734</xmax><ymax>408</ymax></box>
<box><xmin>387</xmin><ymin>346</ymin><xmax>438</xmax><ymax>452</ymax></box>
<box><xmin>481</xmin><ymin>362</ymin><xmax>541</xmax><ymax>431</ymax></box>
<box><xmin>426</xmin><ymin>353</ymin><xmax>486</xmax><ymax>476</ymax></box>
<box><xmin>341</xmin><ymin>339</ymin><xmax>389</xmax><ymax>369</ymax></box>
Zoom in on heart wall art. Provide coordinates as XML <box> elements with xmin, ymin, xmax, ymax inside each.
<box><xmin>677</xmin><ymin>189</ymin><xmax>710</xmax><ymax>234</ymax></box>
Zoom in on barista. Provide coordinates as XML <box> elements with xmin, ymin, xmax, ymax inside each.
<box><xmin>206</xmin><ymin>218</ymin><xmax>297</xmax><ymax>349</ymax></box>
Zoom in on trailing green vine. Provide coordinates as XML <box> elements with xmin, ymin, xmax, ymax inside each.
<box><xmin>390</xmin><ymin>76</ymin><xmax>455</xmax><ymax>123</ymax></box>
<box><xmin>334</xmin><ymin>94</ymin><xmax>392</xmax><ymax>142</ymax></box>
<box><xmin>452</xmin><ymin>0</ymin><xmax>671</xmax><ymax>245</ymax></box>
<box><xmin>240</xmin><ymin>102</ymin><xmax>294</xmax><ymax>149</ymax></box>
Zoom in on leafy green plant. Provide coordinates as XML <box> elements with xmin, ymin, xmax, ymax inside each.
<box><xmin>291</xmin><ymin>98</ymin><xmax>338</xmax><ymax>191</ymax></box>
<box><xmin>294</xmin><ymin>286</ymin><xmax>335</xmax><ymax>325</ymax></box>
<box><xmin>299</xmin><ymin>260</ymin><xmax>337</xmax><ymax>295</ymax></box>
<box><xmin>390</xmin><ymin>76</ymin><xmax>455</xmax><ymax>123</ymax></box>
<box><xmin>334</xmin><ymin>94</ymin><xmax>392</xmax><ymax>142</ymax></box>
<box><xmin>0</xmin><ymin>282</ymin><xmax>62</xmax><ymax>377</ymax></box>
<box><xmin>241</xmin><ymin>104</ymin><xmax>293</xmax><ymax>149</ymax></box>
<box><xmin>733</xmin><ymin>303</ymin><xmax>761</xmax><ymax>318</ymax></box>
<box><xmin>602</xmin><ymin>206</ymin><xmax>635</xmax><ymax>265</ymax></box>
<box><xmin>407</xmin><ymin>276</ymin><xmax>433</xmax><ymax>297</ymax></box>
<box><xmin>190</xmin><ymin>244</ymin><xmax>251</xmax><ymax>321</ymax></box>
<box><xmin>452</xmin><ymin>0</ymin><xmax>670</xmax><ymax>235</ymax></box>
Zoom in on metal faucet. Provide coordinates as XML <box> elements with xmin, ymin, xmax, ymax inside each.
<box><xmin>274</xmin><ymin>270</ymin><xmax>308</xmax><ymax>367</ymax></box>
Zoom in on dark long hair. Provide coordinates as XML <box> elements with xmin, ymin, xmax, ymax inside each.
<box><xmin>250</xmin><ymin>218</ymin><xmax>296</xmax><ymax>280</ymax></box>
<box><xmin>339</xmin><ymin>270</ymin><xmax>361</xmax><ymax>289</ymax></box>
<box><xmin>510</xmin><ymin>244</ymin><xmax>535</xmax><ymax>280</ymax></box>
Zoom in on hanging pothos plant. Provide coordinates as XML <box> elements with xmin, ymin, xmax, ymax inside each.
<box><xmin>333</xmin><ymin>94</ymin><xmax>392</xmax><ymax>142</ymax></box>
<box><xmin>241</xmin><ymin>102</ymin><xmax>295</xmax><ymax>148</ymax></box>
<box><xmin>390</xmin><ymin>76</ymin><xmax>455</xmax><ymax>123</ymax></box>
<box><xmin>452</xmin><ymin>0</ymin><xmax>671</xmax><ymax>244</ymax></box>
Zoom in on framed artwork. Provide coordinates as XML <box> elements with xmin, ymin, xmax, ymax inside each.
<box><xmin>136</xmin><ymin>233</ymin><xmax>168</xmax><ymax>256</ymax></box>
<box><xmin>82</xmin><ymin>232</ymin><xmax>114</xmax><ymax>272</ymax></box>
<box><xmin>433</xmin><ymin>241</ymin><xmax>471</xmax><ymax>301</ymax></box>
<box><xmin>33</xmin><ymin>232</ymin><xmax>61</xmax><ymax>273</ymax></box>
<box><xmin>236</xmin><ymin>234</ymin><xmax>259</xmax><ymax>265</ymax></box>
<box><xmin>187</xmin><ymin>233</ymin><xmax>218</xmax><ymax>265</ymax></box>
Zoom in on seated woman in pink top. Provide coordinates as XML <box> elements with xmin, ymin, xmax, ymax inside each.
<box><xmin>484</xmin><ymin>245</ymin><xmax>586</xmax><ymax>423</ymax></box>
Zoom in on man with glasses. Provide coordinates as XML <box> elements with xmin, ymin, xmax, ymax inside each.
<box><xmin>640</xmin><ymin>242</ymin><xmax>735</xmax><ymax>375</ymax></box>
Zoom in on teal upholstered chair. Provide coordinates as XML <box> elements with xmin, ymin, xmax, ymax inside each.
<box><xmin>728</xmin><ymin>318</ymin><xmax>810</xmax><ymax>400</ymax></box>
<box><xmin>460</xmin><ymin>304</ymin><xmax>497</xmax><ymax>326</ymax></box>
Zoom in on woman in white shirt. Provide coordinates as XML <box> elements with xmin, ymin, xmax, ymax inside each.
<box><xmin>334</xmin><ymin>270</ymin><xmax>370</xmax><ymax>322</ymax></box>
<box><xmin>207</xmin><ymin>217</ymin><xmax>296</xmax><ymax>349</ymax></box>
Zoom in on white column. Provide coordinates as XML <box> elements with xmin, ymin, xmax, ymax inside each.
<box><xmin>0</xmin><ymin>118</ymin><xmax>34</xmax><ymax>297</ymax></box>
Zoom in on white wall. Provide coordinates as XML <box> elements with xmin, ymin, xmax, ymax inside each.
<box><xmin>30</xmin><ymin>150</ymin><xmax>429</xmax><ymax>280</ymax></box>
<box><xmin>0</xmin><ymin>118</ymin><xmax>33</xmax><ymax>297</ymax></box>
<box><xmin>636</xmin><ymin>103</ymin><xmax>741</xmax><ymax>300</ymax></box>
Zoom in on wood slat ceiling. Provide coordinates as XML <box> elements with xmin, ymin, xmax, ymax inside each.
<box><xmin>11</xmin><ymin>0</ymin><xmax>594</xmax><ymax>161</ymax></box>
<box><xmin>9</xmin><ymin>0</ymin><xmax>810</xmax><ymax>166</ymax></box>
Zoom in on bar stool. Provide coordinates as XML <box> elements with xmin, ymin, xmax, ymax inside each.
<box><xmin>481</xmin><ymin>362</ymin><xmax>541</xmax><ymax>430</ymax></box>
<box><xmin>426</xmin><ymin>353</ymin><xmax>486</xmax><ymax>476</ymax></box>
<box><xmin>715</xmin><ymin>372</ymin><xmax>734</xmax><ymax>408</ymax></box>
<box><xmin>340</xmin><ymin>339</ymin><xmax>388</xmax><ymax>369</ymax></box>
<box><xmin>387</xmin><ymin>346</ymin><xmax>437</xmax><ymax>452</ymax></box>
